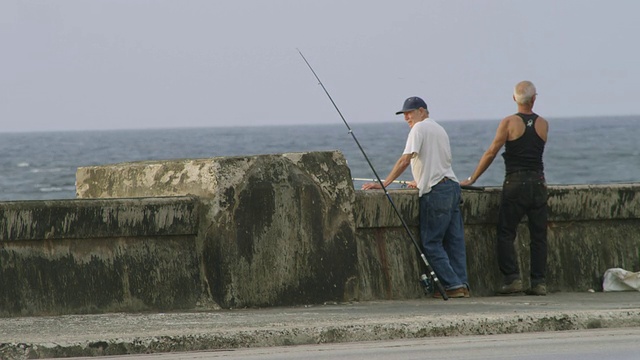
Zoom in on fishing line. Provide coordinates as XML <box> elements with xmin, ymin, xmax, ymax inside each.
<box><xmin>297</xmin><ymin>49</ymin><xmax>449</xmax><ymax>300</ymax></box>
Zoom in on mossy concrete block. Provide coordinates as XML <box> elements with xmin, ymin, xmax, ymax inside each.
<box><xmin>0</xmin><ymin>197</ymin><xmax>202</xmax><ymax>316</ymax></box>
<box><xmin>354</xmin><ymin>184</ymin><xmax>640</xmax><ymax>297</ymax></box>
<box><xmin>0</xmin><ymin>197</ymin><xmax>198</xmax><ymax>241</ymax></box>
<box><xmin>77</xmin><ymin>151</ymin><xmax>359</xmax><ymax>308</ymax></box>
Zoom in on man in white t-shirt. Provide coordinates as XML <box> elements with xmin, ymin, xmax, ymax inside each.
<box><xmin>362</xmin><ymin>96</ymin><xmax>469</xmax><ymax>298</ymax></box>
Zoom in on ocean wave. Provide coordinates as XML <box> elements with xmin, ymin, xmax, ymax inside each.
<box><xmin>30</xmin><ymin>168</ymin><xmax>65</xmax><ymax>173</ymax></box>
<box><xmin>39</xmin><ymin>187</ymin><xmax>64</xmax><ymax>192</ymax></box>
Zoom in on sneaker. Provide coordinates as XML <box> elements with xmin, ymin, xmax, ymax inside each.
<box><xmin>433</xmin><ymin>287</ymin><xmax>469</xmax><ymax>299</ymax></box>
<box><xmin>496</xmin><ymin>279</ymin><xmax>524</xmax><ymax>296</ymax></box>
<box><xmin>525</xmin><ymin>283</ymin><xmax>547</xmax><ymax>296</ymax></box>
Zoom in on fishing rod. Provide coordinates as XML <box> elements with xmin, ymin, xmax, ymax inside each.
<box><xmin>352</xmin><ymin>178</ymin><xmax>485</xmax><ymax>192</ymax></box>
<box><xmin>352</xmin><ymin>178</ymin><xmax>413</xmax><ymax>188</ymax></box>
<box><xmin>297</xmin><ymin>49</ymin><xmax>449</xmax><ymax>301</ymax></box>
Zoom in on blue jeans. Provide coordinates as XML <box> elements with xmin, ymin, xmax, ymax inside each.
<box><xmin>419</xmin><ymin>179</ymin><xmax>468</xmax><ymax>290</ymax></box>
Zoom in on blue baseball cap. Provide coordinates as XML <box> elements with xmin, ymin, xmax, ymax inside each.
<box><xmin>395</xmin><ymin>96</ymin><xmax>428</xmax><ymax>115</ymax></box>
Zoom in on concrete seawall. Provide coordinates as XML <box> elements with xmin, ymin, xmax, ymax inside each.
<box><xmin>357</xmin><ymin>184</ymin><xmax>640</xmax><ymax>298</ymax></box>
<box><xmin>0</xmin><ymin>197</ymin><xmax>203</xmax><ymax>316</ymax></box>
<box><xmin>1</xmin><ymin>151</ymin><xmax>639</xmax><ymax>317</ymax></box>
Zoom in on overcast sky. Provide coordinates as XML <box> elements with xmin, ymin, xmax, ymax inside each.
<box><xmin>2</xmin><ymin>0</ymin><xmax>639</xmax><ymax>132</ymax></box>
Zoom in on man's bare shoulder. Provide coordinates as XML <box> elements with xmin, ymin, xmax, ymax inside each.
<box><xmin>536</xmin><ymin>115</ymin><xmax>549</xmax><ymax>125</ymax></box>
<box><xmin>500</xmin><ymin>114</ymin><xmax>522</xmax><ymax>127</ymax></box>
<box><xmin>535</xmin><ymin>115</ymin><xmax>549</xmax><ymax>139</ymax></box>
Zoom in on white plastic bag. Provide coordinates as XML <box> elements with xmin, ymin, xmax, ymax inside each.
<box><xmin>603</xmin><ymin>268</ymin><xmax>640</xmax><ymax>292</ymax></box>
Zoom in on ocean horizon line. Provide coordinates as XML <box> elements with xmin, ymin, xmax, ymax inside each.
<box><xmin>1</xmin><ymin>114</ymin><xmax>639</xmax><ymax>135</ymax></box>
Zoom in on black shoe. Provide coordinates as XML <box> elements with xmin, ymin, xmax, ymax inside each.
<box><xmin>525</xmin><ymin>283</ymin><xmax>547</xmax><ymax>296</ymax></box>
<box><xmin>496</xmin><ymin>279</ymin><xmax>524</xmax><ymax>296</ymax></box>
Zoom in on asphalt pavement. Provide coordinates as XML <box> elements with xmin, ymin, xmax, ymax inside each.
<box><xmin>1</xmin><ymin>291</ymin><xmax>639</xmax><ymax>359</ymax></box>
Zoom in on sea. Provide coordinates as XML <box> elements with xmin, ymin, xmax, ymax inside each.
<box><xmin>1</xmin><ymin>116</ymin><xmax>639</xmax><ymax>202</ymax></box>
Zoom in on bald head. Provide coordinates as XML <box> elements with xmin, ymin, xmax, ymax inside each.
<box><xmin>513</xmin><ymin>81</ymin><xmax>537</xmax><ymax>105</ymax></box>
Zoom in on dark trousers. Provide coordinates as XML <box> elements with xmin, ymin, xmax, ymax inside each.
<box><xmin>497</xmin><ymin>171</ymin><xmax>548</xmax><ymax>286</ymax></box>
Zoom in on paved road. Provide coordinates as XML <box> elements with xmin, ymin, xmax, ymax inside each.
<box><xmin>1</xmin><ymin>292</ymin><xmax>640</xmax><ymax>359</ymax></box>
<box><xmin>69</xmin><ymin>327</ymin><xmax>640</xmax><ymax>360</ymax></box>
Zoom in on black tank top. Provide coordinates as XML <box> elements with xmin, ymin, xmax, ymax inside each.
<box><xmin>502</xmin><ymin>113</ymin><xmax>545</xmax><ymax>174</ymax></box>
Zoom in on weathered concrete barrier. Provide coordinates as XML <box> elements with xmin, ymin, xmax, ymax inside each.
<box><xmin>76</xmin><ymin>152</ymin><xmax>358</xmax><ymax>310</ymax></box>
<box><xmin>0</xmin><ymin>197</ymin><xmax>203</xmax><ymax>316</ymax></box>
<box><xmin>357</xmin><ymin>184</ymin><xmax>640</xmax><ymax>297</ymax></box>
<box><xmin>1</xmin><ymin>150</ymin><xmax>639</xmax><ymax>317</ymax></box>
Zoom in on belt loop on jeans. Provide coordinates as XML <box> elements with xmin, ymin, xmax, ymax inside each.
<box><xmin>438</xmin><ymin>177</ymin><xmax>449</xmax><ymax>184</ymax></box>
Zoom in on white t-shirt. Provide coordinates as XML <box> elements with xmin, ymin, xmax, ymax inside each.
<box><xmin>402</xmin><ymin>118</ymin><xmax>458</xmax><ymax>197</ymax></box>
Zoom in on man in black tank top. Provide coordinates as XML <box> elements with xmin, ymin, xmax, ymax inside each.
<box><xmin>461</xmin><ymin>81</ymin><xmax>549</xmax><ymax>296</ymax></box>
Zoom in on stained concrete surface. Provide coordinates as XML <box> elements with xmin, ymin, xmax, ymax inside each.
<box><xmin>1</xmin><ymin>292</ymin><xmax>639</xmax><ymax>359</ymax></box>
